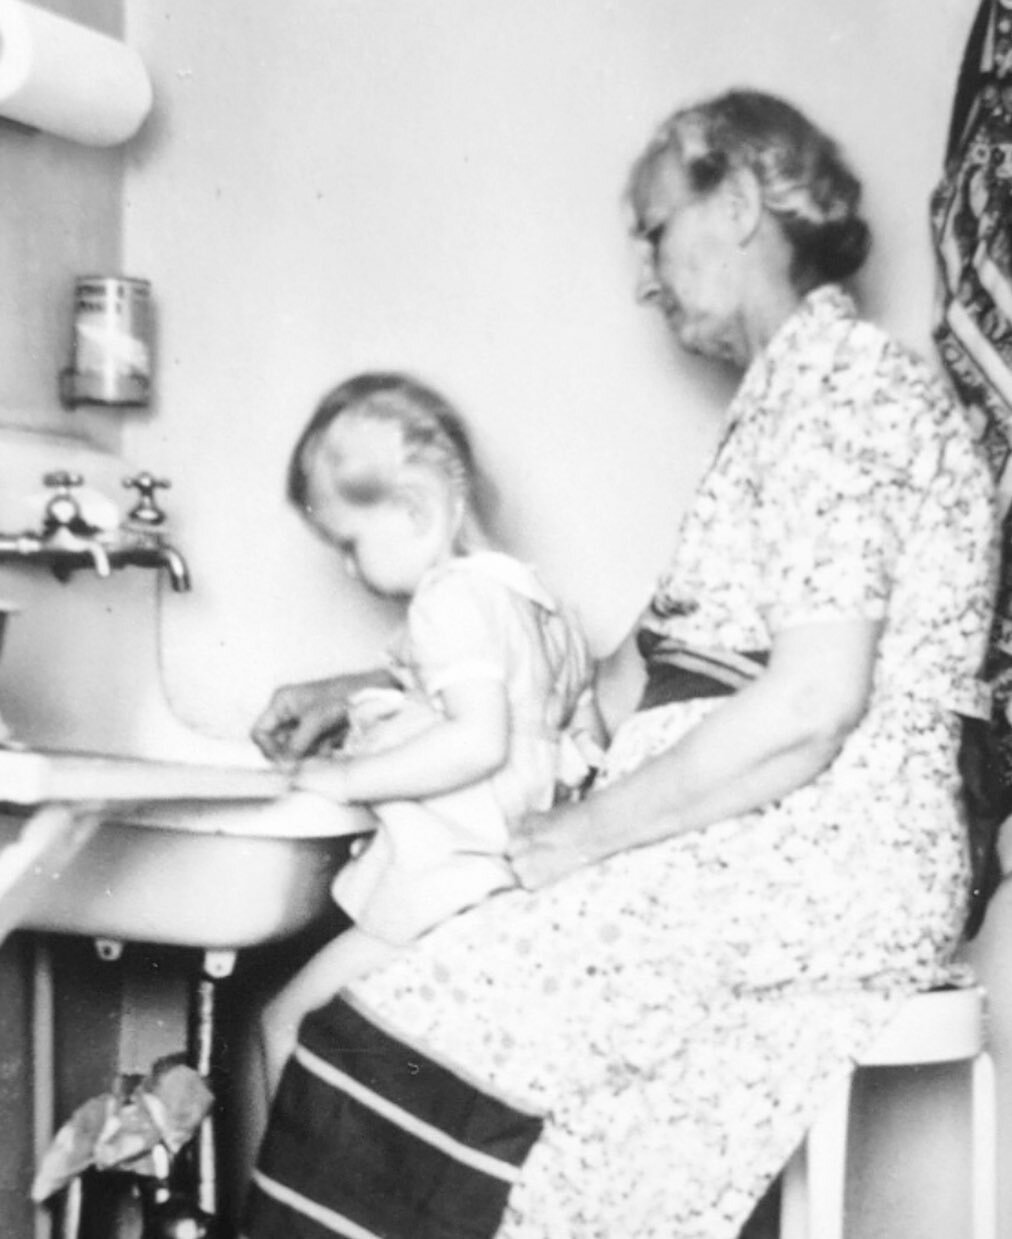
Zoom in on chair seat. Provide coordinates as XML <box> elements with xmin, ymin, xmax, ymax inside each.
<box><xmin>859</xmin><ymin>985</ymin><xmax>987</xmax><ymax>1066</ymax></box>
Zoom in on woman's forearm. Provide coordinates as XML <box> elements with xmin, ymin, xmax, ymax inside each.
<box><xmin>584</xmin><ymin>686</ymin><xmax>842</xmax><ymax>860</ymax></box>
<box><xmin>580</xmin><ymin>620</ymin><xmax>880</xmax><ymax>863</ymax></box>
<box><xmin>510</xmin><ymin>620</ymin><xmax>879</xmax><ymax>890</ymax></box>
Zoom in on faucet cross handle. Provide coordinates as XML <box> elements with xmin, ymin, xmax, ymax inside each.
<box><xmin>41</xmin><ymin>471</ymin><xmax>85</xmax><ymax>531</ymax></box>
<box><xmin>123</xmin><ymin>472</ymin><xmax>171</xmax><ymax>526</ymax></box>
<box><xmin>43</xmin><ymin>470</ymin><xmax>83</xmax><ymax>491</ymax></box>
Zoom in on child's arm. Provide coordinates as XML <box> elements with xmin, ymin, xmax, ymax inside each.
<box><xmin>291</xmin><ymin>677</ymin><xmax>510</xmax><ymax>804</ymax></box>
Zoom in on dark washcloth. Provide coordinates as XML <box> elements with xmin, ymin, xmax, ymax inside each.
<box><xmin>244</xmin><ymin>996</ymin><xmax>543</xmax><ymax>1239</ymax></box>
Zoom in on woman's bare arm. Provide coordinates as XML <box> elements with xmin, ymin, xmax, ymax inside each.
<box><xmin>511</xmin><ymin>617</ymin><xmax>881</xmax><ymax>887</ymax></box>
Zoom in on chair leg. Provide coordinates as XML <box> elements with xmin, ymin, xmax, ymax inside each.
<box><xmin>971</xmin><ymin>1050</ymin><xmax>996</xmax><ymax>1239</ymax></box>
<box><xmin>779</xmin><ymin>1141</ymin><xmax>809</xmax><ymax>1239</ymax></box>
<box><xmin>779</xmin><ymin>1073</ymin><xmax>852</xmax><ymax>1239</ymax></box>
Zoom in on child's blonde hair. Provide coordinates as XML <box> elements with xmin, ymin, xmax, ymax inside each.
<box><xmin>288</xmin><ymin>372</ymin><xmax>484</xmax><ymax>527</ymax></box>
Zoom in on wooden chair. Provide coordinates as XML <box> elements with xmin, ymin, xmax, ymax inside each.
<box><xmin>779</xmin><ymin>986</ymin><xmax>996</xmax><ymax>1239</ymax></box>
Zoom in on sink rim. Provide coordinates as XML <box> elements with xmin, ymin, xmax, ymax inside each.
<box><xmin>1</xmin><ymin>808</ymin><xmax>357</xmax><ymax>948</ymax></box>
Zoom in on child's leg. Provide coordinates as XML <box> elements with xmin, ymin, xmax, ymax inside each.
<box><xmin>260</xmin><ymin>926</ymin><xmax>402</xmax><ymax>1096</ymax></box>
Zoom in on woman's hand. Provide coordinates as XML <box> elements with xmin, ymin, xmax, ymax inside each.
<box><xmin>508</xmin><ymin>799</ymin><xmax>599</xmax><ymax>891</ymax></box>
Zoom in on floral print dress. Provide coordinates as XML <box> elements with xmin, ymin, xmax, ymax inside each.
<box><xmin>346</xmin><ymin>286</ymin><xmax>998</xmax><ymax>1239</ymax></box>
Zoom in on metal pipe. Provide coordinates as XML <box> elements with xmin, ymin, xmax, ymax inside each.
<box><xmin>191</xmin><ymin>972</ymin><xmax>218</xmax><ymax>1218</ymax></box>
<box><xmin>0</xmin><ymin>538</ymin><xmax>192</xmax><ymax>591</ymax></box>
<box><xmin>31</xmin><ymin>936</ymin><xmax>54</xmax><ymax>1239</ymax></box>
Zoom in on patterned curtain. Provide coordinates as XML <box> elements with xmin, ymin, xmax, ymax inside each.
<box><xmin>933</xmin><ymin>0</ymin><xmax>1012</xmax><ymax>499</ymax></box>
<box><xmin>930</xmin><ymin>0</ymin><xmax>1012</xmax><ymax>934</ymax></box>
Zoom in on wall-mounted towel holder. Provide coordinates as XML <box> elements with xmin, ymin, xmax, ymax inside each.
<box><xmin>0</xmin><ymin>0</ymin><xmax>152</xmax><ymax>147</ymax></box>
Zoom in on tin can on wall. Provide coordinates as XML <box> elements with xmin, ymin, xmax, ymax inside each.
<box><xmin>61</xmin><ymin>276</ymin><xmax>153</xmax><ymax>407</ymax></box>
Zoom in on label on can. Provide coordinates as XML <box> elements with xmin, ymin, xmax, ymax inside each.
<box><xmin>72</xmin><ymin>277</ymin><xmax>152</xmax><ymax>383</ymax></box>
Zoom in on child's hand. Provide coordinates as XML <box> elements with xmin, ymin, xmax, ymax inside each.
<box><xmin>290</xmin><ymin>757</ymin><xmax>354</xmax><ymax>804</ymax></box>
<box><xmin>252</xmin><ymin>682</ymin><xmax>350</xmax><ymax>766</ymax></box>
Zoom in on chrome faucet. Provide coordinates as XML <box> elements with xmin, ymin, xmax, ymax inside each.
<box><xmin>109</xmin><ymin>472</ymin><xmax>192</xmax><ymax>592</ymax></box>
<box><xmin>39</xmin><ymin>471</ymin><xmax>112</xmax><ymax>577</ymax></box>
<box><xmin>123</xmin><ymin>471</ymin><xmax>171</xmax><ymax>526</ymax></box>
<box><xmin>0</xmin><ymin>470</ymin><xmax>192</xmax><ymax>592</ymax></box>
<box><xmin>152</xmin><ymin>543</ymin><xmax>191</xmax><ymax>592</ymax></box>
<box><xmin>100</xmin><ymin>533</ymin><xmax>193</xmax><ymax>592</ymax></box>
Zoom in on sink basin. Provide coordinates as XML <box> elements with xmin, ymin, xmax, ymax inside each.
<box><xmin>0</xmin><ymin>749</ymin><xmax>375</xmax><ymax>949</ymax></box>
<box><xmin>2</xmin><ymin>806</ymin><xmax>365</xmax><ymax>949</ymax></box>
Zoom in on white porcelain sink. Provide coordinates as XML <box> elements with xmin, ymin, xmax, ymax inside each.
<box><xmin>0</xmin><ymin>748</ymin><xmax>374</xmax><ymax>949</ymax></box>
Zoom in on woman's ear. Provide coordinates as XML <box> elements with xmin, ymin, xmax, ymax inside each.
<box><xmin>723</xmin><ymin>165</ymin><xmax>763</xmax><ymax>245</ymax></box>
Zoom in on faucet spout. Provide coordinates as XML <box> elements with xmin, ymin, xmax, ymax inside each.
<box><xmin>154</xmin><ymin>544</ymin><xmax>192</xmax><ymax>593</ymax></box>
<box><xmin>81</xmin><ymin>539</ymin><xmax>111</xmax><ymax>578</ymax></box>
<box><xmin>101</xmin><ymin>537</ymin><xmax>192</xmax><ymax>592</ymax></box>
<box><xmin>44</xmin><ymin>528</ymin><xmax>111</xmax><ymax>577</ymax></box>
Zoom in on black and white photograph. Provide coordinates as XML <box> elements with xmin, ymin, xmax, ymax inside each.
<box><xmin>1</xmin><ymin>3</ymin><xmax>1010</xmax><ymax>1237</ymax></box>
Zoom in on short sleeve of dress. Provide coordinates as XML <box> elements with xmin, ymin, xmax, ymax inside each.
<box><xmin>757</xmin><ymin>354</ymin><xmax>939</xmax><ymax>634</ymax></box>
<box><xmin>404</xmin><ymin>568</ymin><xmax>509</xmax><ymax>696</ymax></box>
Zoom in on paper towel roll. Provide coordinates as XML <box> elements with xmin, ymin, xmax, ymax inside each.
<box><xmin>0</xmin><ymin>0</ymin><xmax>152</xmax><ymax>146</ymax></box>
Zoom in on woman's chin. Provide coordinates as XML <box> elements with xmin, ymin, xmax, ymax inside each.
<box><xmin>673</xmin><ymin>320</ymin><xmax>737</xmax><ymax>365</ymax></box>
<box><xmin>672</xmin><ymin>321</ymin><xmax>711</xmax><ymax>358</ymax></box>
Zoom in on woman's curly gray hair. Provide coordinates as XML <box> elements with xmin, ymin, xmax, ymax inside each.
<box><xmin>628</xmin><ymin>89</ymin><xmax>871</xmax><ymax>288</ymax></box>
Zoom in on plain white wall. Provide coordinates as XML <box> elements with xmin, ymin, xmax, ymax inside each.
<box><xmin>120</xmin><ymin>0</ymin><xmax>973</xmax><ymax>733</ymax></box>
<box><xmin>118</xmin><ymin>3</ymin><xmax>1010</xmax><ymax>1236</ymax></box>
<box><xmin>0</xmin><ymin>0</ymin><xmax>124</xmax><ymax>443</ymax></box>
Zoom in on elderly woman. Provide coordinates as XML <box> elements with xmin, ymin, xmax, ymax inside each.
<box><xmin>245</xmin><ymin>90</ymin><xmax>996</xmax><ymax>1239</ymax></box>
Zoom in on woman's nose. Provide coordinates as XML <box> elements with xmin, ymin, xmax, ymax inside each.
<box><xmin>342</xmin><ymin>552</ymin><xmax>360</xmax><ymax>581</ymax></box>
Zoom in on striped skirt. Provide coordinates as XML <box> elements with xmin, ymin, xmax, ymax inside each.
<box><xmin>243</xmin><ymin>995</ymin><xmax>543</xmax><ymax>1238</ymax></box>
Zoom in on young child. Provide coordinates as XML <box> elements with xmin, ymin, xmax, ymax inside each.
<box><xmin>260</xmin><ymin>371</ymin><xmax>601</xmax><ymax>1091</ymax></box>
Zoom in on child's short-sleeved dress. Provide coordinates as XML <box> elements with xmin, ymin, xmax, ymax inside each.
<box><xmin>332</xmin><ymin>550</ymin><xmax>594</xmax><ymax>945</ymax></box>
<box><xmin>291</xmin><ymin>287</ymin><xmax>998</xmax><ymax>1238</ymax></box>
